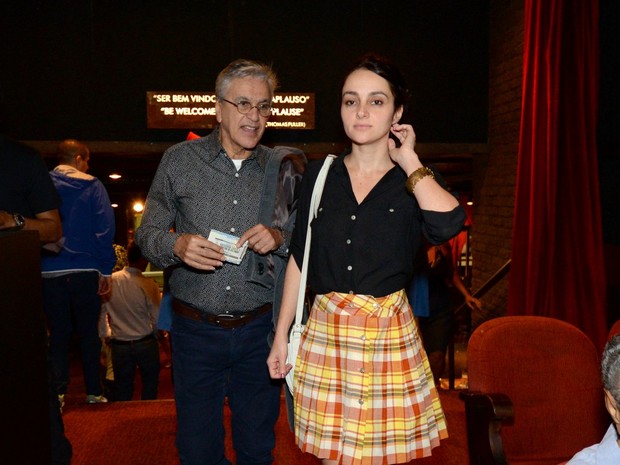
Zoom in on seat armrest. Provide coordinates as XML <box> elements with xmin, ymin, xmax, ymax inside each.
<box><xmin>460</xmin><ymin>390</ymin><xmax>514</xmax><ymax>465</ymax></box>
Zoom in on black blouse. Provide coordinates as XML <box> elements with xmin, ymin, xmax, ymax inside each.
<box><xmin>290</xmin><ymin>154</ymin><xmax>466</xmax><ymax>297</ymax></box>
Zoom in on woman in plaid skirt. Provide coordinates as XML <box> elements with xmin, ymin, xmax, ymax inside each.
<box><xmin>268</xmin><ymin>53</ymin><xmax>466</xmax><ymax>465</ymax></box>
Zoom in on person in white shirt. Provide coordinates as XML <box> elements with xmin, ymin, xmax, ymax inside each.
<box><xmin>567</xmin><ymin>334</ymin><xmax>620</xmax><ymax>464</ymax></box>
<box><xmin>100</xmin><ymin>241</ymin><xmax>161</xmax><ymax>401</ymax></box>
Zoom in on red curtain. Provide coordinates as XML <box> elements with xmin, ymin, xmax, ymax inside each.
<box><xmin>508</xmin><ymin>0</ymin><xmax>607</xmax><ymax>351</ymax></box>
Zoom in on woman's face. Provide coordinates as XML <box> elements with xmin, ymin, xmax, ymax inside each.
<box><xmin>341</xmin><ymin>69</ymin><xmax>402</xmax><ymax>147</ymax></box>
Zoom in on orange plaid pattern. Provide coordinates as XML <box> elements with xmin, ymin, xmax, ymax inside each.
<box><xmin>293</xmin><ymin>290</ymin><xmax>447</xmax><ymax>465</ymax></box>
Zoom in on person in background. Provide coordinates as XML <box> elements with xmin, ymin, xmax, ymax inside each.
<box><xmin>100</xmin><ymin>243</ymin><xmax>129</xmax><ymax>400</ymax></box>
<box><xmin>407</xmin><ymin>169</ymin><xmax>480</xmax><ymax>386</ymax></box>
<box><xmin>268</xmin><ymin>53</ymin><xmax>466</xmax><ymax>465</ymax></box>
<box><xmin>135</xmin><ymin>59</ymin><xmax>305</xmax><ymax>465</ymax></box>
<box><xmin>415</xmin><ymin>237</ymin><xmax>482</xmax><ymax>385</ymax></box>
<box><xmin>0</xmin><ymin>134</ymin><xmax>71</xmax><ymax>465</ymax></box>
<box><xmin>566</xmin><ymin>334</ymin><xmax>620</xmax><ymax>464</ymax></box>
<box><xmin>0</xmin><ymin>135</ymin><xmax>62</xmax><ymax>241</ymax></box>
<box><xmin>99</xmin><ymin>241</ymin><xmax>161</xmax><ymax>401</ymax></box>
<box><xmin>42</xmin><ymin>139</ymin><xmax>116</xmax><ymax>405</ymax></box>
<box><xmin>157</xmin><ymin>265</ymin><xmax>175</xmax><ymax>370</ymax></box>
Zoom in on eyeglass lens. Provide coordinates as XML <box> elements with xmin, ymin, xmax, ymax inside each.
<box><xmin>223</xmin><ymin>99</ymin><xmax>271</xmax><ymax>117</ymax></box>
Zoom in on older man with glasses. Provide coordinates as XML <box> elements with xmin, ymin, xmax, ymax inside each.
<box><xmin>136</xmin><ymin>59</ymin><xmax>305</xmax><ymax>465</ymax></box>
<box><xmin>566</xmin><ymin>334</ymin><xmax>620</xmax><ymax>464</ymax></box>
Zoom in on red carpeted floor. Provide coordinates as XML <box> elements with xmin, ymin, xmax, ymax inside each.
<box><xmin>64</xmin><ymin>397</ymin><xmax>322</xmax><ymax>465</ymax></box>
<box><xmin>62</xmin><ymin>345</ymin><xmax>468</xmax><ymax>464</ymax></box>
<box><xmin>63</xmin><ymin>393</ymin><xmax>467</xmax><ymax>465</ymax></box>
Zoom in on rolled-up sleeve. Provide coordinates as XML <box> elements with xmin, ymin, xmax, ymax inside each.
<box><xmin>421</xmin><ymin>205</ymin><xmax>467</xmax><ymax>245</ymax></box>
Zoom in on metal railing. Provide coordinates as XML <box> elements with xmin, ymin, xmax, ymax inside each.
<box><xmin>447</xmin><ymin>259</ymin><xmax>512</xmax><ymax>389</ymax></box>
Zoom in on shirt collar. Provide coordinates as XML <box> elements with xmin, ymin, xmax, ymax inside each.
<box><xmin>198</xmin><ymin>126</ymin><xmax>270</xmax><ymax>171</ymax></box>
<box><xmin>124</xmin><ymin>266</ymin><xmax>143</xmax><ymax>275</ymax></box>
<box><xmin>597</xmin><ymin>424</ymin><xmax>620</xmax><ymax>460</ymax></box>
<box><xmin>333</xmin><ymin>151</ymin><xmax>404</xmax><ymax>181</ymax></box>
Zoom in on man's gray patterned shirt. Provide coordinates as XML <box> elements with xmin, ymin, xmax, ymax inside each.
<box><xmin>136</xmin><ymin>128</ymin><xmax>296</xmax><ymax>315</ymax></box>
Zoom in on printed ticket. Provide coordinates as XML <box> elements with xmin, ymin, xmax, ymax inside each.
<box><xmin>207</xmin><ymin>229</ymin><xmax>248</xmax><ymax>265</ymax></box>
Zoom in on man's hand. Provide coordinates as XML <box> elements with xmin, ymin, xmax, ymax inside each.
<box><xmin>238</xmin><ymin>224</ymin><xmax>283</xmax><ymax>255</ymax></box>
<box><xmin>98</xmin><ymin>276</ymin><xmax>112</xmax><ymax>296</ymax></box>
<box><xmin>173</xmin><ymin>234</ymin><xmax>225</xmax><ymax>270</ymax></box>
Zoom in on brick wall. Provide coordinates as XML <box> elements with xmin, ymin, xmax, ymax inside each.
<box><xmin>471</xmin><ymin>0</ymin><xmax>524</xmax><ymax>328</ymax></box>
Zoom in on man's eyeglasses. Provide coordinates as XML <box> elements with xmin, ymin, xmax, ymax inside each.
<box><xmin>221</xmin><ymin>98</ymin><xmax>272</xmax><ymax>117</ymax></box>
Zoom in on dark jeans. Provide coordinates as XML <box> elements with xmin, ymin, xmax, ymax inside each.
<box><xmin>171</xmin><ymin>309</ymin><xmax>281</xmax><ymax>465</ymax></box>
<box><xmin>110</xmin><ymin>336</ymin><xmax>160</xmax><ymax>401</ymax></box>
<box><xmin>49</xmin><ymin>357</ymin><xmax>72</xmax><ymax>464</ymax></box>
<box><xmin>43</xmin><ymin>271</ymin><xmax>103</xmax><ymax>396</ymax></box>
<box><xmin>418</xmin><ymin>307</ymin><xmax>455</xmax><ymax>354</ymax></box>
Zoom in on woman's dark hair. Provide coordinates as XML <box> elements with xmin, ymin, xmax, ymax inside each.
<box><xmin>343</xmin><ymin>53</ymin><xmax>411</xmax><ymax>114</ymax></box>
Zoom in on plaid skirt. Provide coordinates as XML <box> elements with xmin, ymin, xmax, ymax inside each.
<box><xmin>293</xmin><ymin>290</ymin><xmax>447</xmax><ymax>465</ymax></box>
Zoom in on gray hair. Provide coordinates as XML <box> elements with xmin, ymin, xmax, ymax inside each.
<box><xmin>602</xmin><ymin>334</ymin><xmax>620</xmax><ymax>404</ymax></box>
<box><xmin>215</xmin><ymin>59</ymin><xmax>278</xmax><ymax>100</ymax></box>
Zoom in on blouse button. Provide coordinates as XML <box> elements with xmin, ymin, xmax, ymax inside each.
<box><xmin>389</xmin><ymin>208</ymin><xmax>394</xmax><ymax>212</ymax></box>
<box><xmin>346</xmin><ymin>239</ymin><xmax>351</xmax><ymax>244</ymax></box>
<box><xmin>347</xmin><ymin>265</ymin><xmax>352</xmax><ymax>271</ymax></box>
<box><xmin>351</xmin><ymin>215</ymin><xmax>356</xmax><ymax>220</ymax></box>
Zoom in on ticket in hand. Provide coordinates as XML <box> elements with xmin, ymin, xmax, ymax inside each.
<box><xmin>207</xmin><ymin>229</ymin><xmax>248</xmax><ymax>265</ymax></box>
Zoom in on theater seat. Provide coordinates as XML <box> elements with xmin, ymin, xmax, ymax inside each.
<box><xmin>460</xmin><ymin>316</ymin><xmax>608</xmax><ymax>465</ymax></box>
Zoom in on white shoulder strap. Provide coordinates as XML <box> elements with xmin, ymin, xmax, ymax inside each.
<box><xmin>294</xmin><ymin>155</ymin><xmax>336</xmax><ymax>325</ymax></box>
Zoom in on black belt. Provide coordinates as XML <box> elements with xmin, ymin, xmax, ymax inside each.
<box><xmin>109</xmin><ymin>334</ymin><xmax>155</xmax><ymax>345</ymax></box>
<box><xmin>172</xmin><ymin>298</ymin><xmax>272</xmax><ymax>329</ymax></box>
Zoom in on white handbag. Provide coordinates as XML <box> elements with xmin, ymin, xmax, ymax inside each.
<box><xmin>285</xmin><ymin>154</ymin><xmax>336</xmax><ymax>394</ymax></box>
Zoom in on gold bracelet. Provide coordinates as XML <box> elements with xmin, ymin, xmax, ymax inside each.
<box><xmin>405</xmin><ymin>166</ymin><xmax>435</xmax><ymax>194</ymax></box>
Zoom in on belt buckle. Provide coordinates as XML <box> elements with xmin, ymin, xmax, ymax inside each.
<box><xmin>216</xmin><ymin>313</ymin><xmax>245</xmax><ymax>321</ymax></box>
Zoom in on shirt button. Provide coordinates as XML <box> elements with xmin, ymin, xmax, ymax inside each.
<box><xmin>346</xmin><ymin>239</ymin><xmax>351</xmax><ymax>244</ymax></box>
<box><xmin>360</xmin><ymin>335</ymin><xmax>366</xmax><ymax>341</ymax></box>
<box><xmin>351</xmin><ymin>215</ymin><xmax>356</xmax><ymax>220</ymax></box>
<box><xmin>347</xmin><ymin>265</ymin><xmax>352</xmax><ymax>271</ymax></box>
<box><xmin>225</xmin><ymin>286</ymin><xmax>231</xmax><ymax>291</ymax></box>
<box><xmin>360</xmin><ymin>367</ymin><xmax>365</xmax><ymax>373</ymax></box>
<box><xmin>235</xmin><ymin>173</ymin><xmax>240</xmax><ymax>178</ymax></box>
<box><xmin>358</xmin><ymin>399</ymin><xmax>364</xmax><ymax>405</ymax></box>
<box><xmin>233</xmin><ymin>200</ymin><xmax>238</xmax><ymax>205</ymax></box>
<box><xmin>349</xmin><ymin>290</ymin><xmax>354</xmax><ymax>294</ymax></box>
<box><xmin>389</xmin><ymin>208</ymin><xmax>394</xmax><ymax>212</ymax></box>
<box><xmin>230</xmin><ymin>228</ymin><xmax>236</xmax><ymax>233</ymax></box>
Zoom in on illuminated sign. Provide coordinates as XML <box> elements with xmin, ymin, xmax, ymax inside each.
<box><xmin>146</xmin><ymin>92</ymin><xmax>315</xmax><ymax>130</ymax></box>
